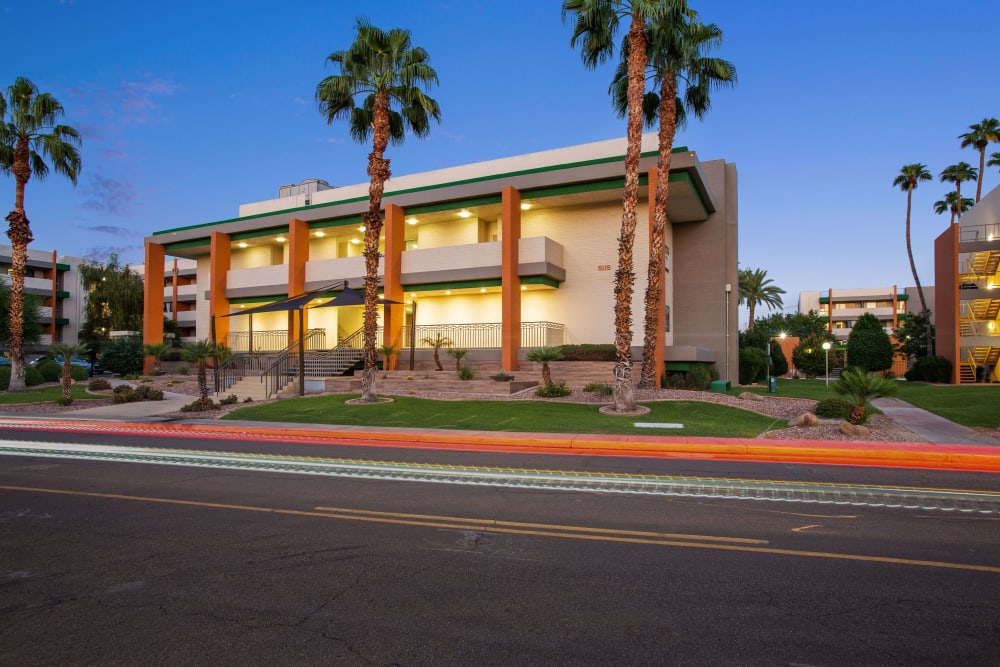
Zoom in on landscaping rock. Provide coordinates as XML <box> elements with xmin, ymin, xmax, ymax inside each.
<box><xmin>791</xmin><ymin>412</ymin><xmax>819</xmax><ymax>427</ymax></box>
<box><xmin>739</xmin><ymin>392</ymin><xmax>763</xmax><ymax>401</ymax></box>
<box><xmin>839</xmin><ymin>421</ymin><xmax>870</xmax><ymax>437</ymax></box>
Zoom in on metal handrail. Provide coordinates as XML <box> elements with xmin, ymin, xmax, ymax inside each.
<box><xmin>260</xmin><ymin>327</ymin><xmax>366</xmax><ymax>399</ymax></box>
<box><xmin>395</xmin><ymin>321</ymin><xmax>565</xmax><ymax>349</ymax></box>
<box><xmin>226</xmin><ymin>328</ymin><xmax>326</xmax><ymax>353</ymax></box>
<box><xmin>217</xmin><ymin>329</ymin><xmax>327</xmax><ymax>395</ymax></box>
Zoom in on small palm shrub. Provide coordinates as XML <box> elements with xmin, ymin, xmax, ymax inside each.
<box><xmin>178</xmin><ymin>365</ymin><xmax>190</xmax><ymax>375</ymax></box>
<box><xmin>833</xmin><ymin>367</ymin><xmax>898</xmax><ymax>425</ymax></box>
<box><xmin>583</xmin><ymin>382</ymin><xmax>613</xmax><ymax>396</ymax></box>
<box><xmin>526</xmin><ymin>346</ymin><xmax>565</xmax><ymax>386</ymax></box>
<box><xmin>814</xmin><ymin>398</ymin><xmax>852</xmax><ymax>419</ymax></box>
<box><xmin>447</xmin><ymin>348</ymin><xmax>469</xmax><ymax>372</ymax></box>
<box><xmin>88</xmin><ymin>377</ymin><xmax>111</xmax><ymax>391</ymax></box>
<box><xmin>535</xmin><ymin>381</ymin><xmax>572</xmax><ymax>398</ymax></box>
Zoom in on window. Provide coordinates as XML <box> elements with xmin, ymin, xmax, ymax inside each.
<box><xmin>665</xmin><ymin>305</ymin><xmax>671</xmax><ymax>333</ymax></box>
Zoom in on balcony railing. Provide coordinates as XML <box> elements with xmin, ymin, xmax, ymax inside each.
<box><xmin>226</xmin><ymin>327</ymin><xmax>327</xmax><ymax>353</ymax></box>
<box><xmin>960</xmin><ymin>223</ymin><xmax>1000</xmax><ymax>243</ymax></box>
<box><xmin>397</xmin><ymin>321</ymin><xmax>564</xmax><ymax>349</ymax></box>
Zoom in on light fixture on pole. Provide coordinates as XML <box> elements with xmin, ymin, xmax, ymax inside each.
<box><xmin>822</xmin><ymin>341</ymin><xmax>832</xmax><ymax>387</ymax></box>
<box><xmin>766</xmin><ymin>332</ymin><xmax>786</xmax><ymax>394</ymax></box>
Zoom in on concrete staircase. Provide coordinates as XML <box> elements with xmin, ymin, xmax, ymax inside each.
<box><xmin>217</xmin><ymin>374</ymin><xmax>295</xmax><ymax>402</ymax></box>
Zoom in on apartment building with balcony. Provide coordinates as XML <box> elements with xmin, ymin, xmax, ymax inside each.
<box><xmin>935</xmin><ymin>185</ymin><xmax>1000</xmax><ymax>383</ymax></box>
<box><xmin>798</xmin><ymin>286</ymin><xmax>929</xmax><ymax>342</ymax></box>
<box><xmin>0</xmin><ymin>244</ymin><xmax>85</xmax><ymax>350</ymax></box>
<box><xmin>133</xmin><ymin>258</ymin><xmax>199</xmax><ymax>343</ymax></box>
<box><xmin>142</xmin><ymin>134</ymin><xmax>738</xmax><ymax>385</ymax></box>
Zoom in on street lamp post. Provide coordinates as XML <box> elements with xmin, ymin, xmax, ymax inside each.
<box><xmin>822</xmin><ymin>341</ymin><xmax>832</xmax><ymax>387</ymax></box>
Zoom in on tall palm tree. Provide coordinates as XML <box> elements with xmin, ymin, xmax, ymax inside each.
<box><xmin>893</xmin><ymin>163</ymin><xmax>932</xmax><ymax>314</ymax></box>
<box><xmin>939</xmin><ymin>162</ymin><xmax>978</xmax><ymax>219</ymax></box>
<box><xmin>933</xmin><ymin>191</ymin><xmax>974</xmax><ymax>225</ymax></box>
<box><xmin>738</xmin><ymin>268</ymin><xmax>784</xmax><ymax>329</ymax></box>
<box><xmin>316</xmin><ymin>19</ymin><xmax>440</xmax><ymax>403</ymax></box>
<box><xmin>563</xmin><ymin>0</ymin><xmax>679</xmax><ymax>412</ymax></box>
<box><xmin>958</xmin><ymin>117</ymin><xmax>1000</xmax><ymax>202</ymax></box>
<box><xmin>611</xmin><ymin>12</ymin><xmax>735</xmax><ymax>387</ymax></box>
<box><xmin>0</xmin><ymin>77</ymin><xmax>81</xmax><ymax>391</ymax></box>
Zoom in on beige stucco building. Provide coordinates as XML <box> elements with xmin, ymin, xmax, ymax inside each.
<box><xmin>142</xmin><ymin>134</ymin><xmax>739</xmax><ymax>386</ymax></box>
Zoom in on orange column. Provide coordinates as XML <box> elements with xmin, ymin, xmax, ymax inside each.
<box><xmin>288</xmin><ymin>218</ymin><xmax>309</xmax><ymax>343</ymax></box>
<box><xmin>142</xmin><ymin>242</ymin><xmax>166</xmax><ymax>373</ymax></box>
<box><xmin>501</xmin><ymin>186</ymin><xmax>522</xmax><ymax>371</ymax></box>
<box><xmin>209</xmin><ymin>232</ymin><xmax>231</xmax><ymax>351</ymax></box>
<box><xmin>382</xmin><ymin>204</ymin><xmax>405</xmax><ymax>369</ymax></box>
<box><xmin>648</xmin><ymin>166</ymin><xmax>665</xmax><ymax>387</ymax></box>
<box><xmin>891</xmin><ymin>284</ymin><xmax>898</xmax><ymax>331</ymax></box>
<box><xmin>49</xmin><ymin>250</ymin><xmax>57</xmax><ymax>343</ymax></box>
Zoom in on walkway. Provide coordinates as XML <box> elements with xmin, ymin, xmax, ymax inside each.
<box><xmin>871</xmin><ymin>398</ymin><xmax>999</xmax><ymax>446</ymax></box>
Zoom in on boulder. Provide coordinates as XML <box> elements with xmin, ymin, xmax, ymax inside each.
<box><xmin>739</xmin><ymin>392</ymin><xmax>763</xmax><ymax>401</ymax></box>
<box><xmin>839</xmin><ymin>421</ymin><xmax>870</xmax><ymax>437</ymax></box>
<box><xmin>791</xmin><ymin>412</ymin><xmax>819</xmax><ymax>428</ymax></box>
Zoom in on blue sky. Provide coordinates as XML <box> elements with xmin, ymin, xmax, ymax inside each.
<box><xmin>3</xmin><ymin>0</ymin><xmax>998</xmax><ymax>321</ymax></box>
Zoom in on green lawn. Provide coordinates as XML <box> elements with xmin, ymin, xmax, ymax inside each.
<box><xmin>0</xmin><ymin>384</ymin><xmax>105</xmax><ymax>404</ymax></box>
<box><xmin>735</xmin><ymin>378</ymin><xmax>999</xmax><ymax>428</ymax></box>
<box><xmin>223</xmin><ymin>394</ymin><xmax>786</xmax><ymax>438</ymax></box>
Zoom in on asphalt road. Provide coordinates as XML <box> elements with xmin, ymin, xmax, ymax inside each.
<box><xmin>2</xmin><ymin>430</ymin><xmax>998</xmax><ymax>666</ymax></box>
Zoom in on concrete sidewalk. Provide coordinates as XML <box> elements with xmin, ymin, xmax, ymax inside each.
<box><xmin>871</xmin><ymin>398</ymin><xmax>999</xmax><ymax>446</ymax></box>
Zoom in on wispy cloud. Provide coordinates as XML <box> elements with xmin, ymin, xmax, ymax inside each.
<box><xmin>438</xmin><ymin>129</ymin><xmax>465</xmax><ymax>144</ymax></box>
<box><xmin>119</xmin><ymin>75</ymin><xmax>182</xmax><ymax>124</ymax></box>
<box><xmin>82</xmin><ymin>245</ymin><xmax>142</xmax><ymax>263</ymax></box>
<box><xmin>80</xmin><ymin>174</ymin><xmax>136</xmax><ymax>216</ymax></box>
<box><xmin>104</xmin><ymin>149</ymin><xmax>128</xmax><ymax>160</ymax></box>
<box><xmin>83</xmin><ymin>224</ymin><xmax>132</xmax><ymax>235</ymax></box>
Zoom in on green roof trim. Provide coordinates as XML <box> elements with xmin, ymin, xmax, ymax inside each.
<box><xmin>897</xmin><ymin>294</ymin><xmax>909</xmax><ymax>300</ymax></box>
<box><xmin>56</xmin><ymin>263</ymin><xmax>71</xmax><ymax>272</ymax></box>
<box><xmin>55</xmin><ymin>317</ymin><xmax>70</xmax><ymax>325</ymax></box>
<box><xmin>152</xmin><ymin>146</ymin><xmax>694</xmax><ymax>236</ymax></box>
<box><xmin>231</xmin><ymin>226</ymin><xmax>290</xmax><ymax>242</ymax></box>
<box><xmin>227</xmin><ymin>295</ymin><xmax>286</xmax><ymax>305</ymax></box>
<box><xmin>405</xmin><ymin>195</ymin><xmax>503</xmax><ymax>216</ymax></box>
<box><xmin>55</xmin><ymin>290</ymin><xmax>70</xmax><ymax>298</ymax></box>
<box><xmin>312</xmin><ymin>215</ymin><xmax>365</xmax><ymax>231</ymax></box>
<box><xmin>521</xmin><ymin>275</ymin><xmax>560</xmax><ymax>288</ymax></box>
<box><xmin>403</xmin><ymin>279</ymin><xmax>502</xmax><ymax>292</ymax></box>
<box><xmin>164</xmin><ymin>239</ymin><xmax>209</xmax><ymax>252</ymax></box>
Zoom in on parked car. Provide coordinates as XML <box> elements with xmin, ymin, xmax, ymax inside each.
<box><xmin>0</xmin><ymin>356</ymin><xmax>10</xmax><ymax>366</ymax></box>
<box><xmin>36</xmin><ymin>355</ymin><xmax>93</xmax><ymax>373</ymax></box>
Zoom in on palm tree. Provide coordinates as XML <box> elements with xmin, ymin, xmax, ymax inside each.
<box><xmin>833</xmin><ymin>367</ymin><xmax>898</xmax><ymax>426</ymax></box>
<box><xmin>446</xmin><ymin>347</ymin><xmax>469</xmax><ymax>373</ymax></box>
<box><xmin>143</xmin><ymin>342</ymin><xmax>171</xmax><ymax>374</ymax></box>
<box><xmin>738</xmin><ymin>268</ymin><xmax>785</xmax><ymax>329</ymax></box>
<box><xmin>0</xmin><ymin>77</ymin><xmax>82</xmax><ymax>391</ymax></box>
<box><xmin>939</xmin><ymin>162</ymin><xmax>978</xmax><ymax>219</ymax></box>
<box><xmin>181</xmin><ymin>339</ymin><xmax>221</xmax><ymax>410</ymax></box>
<box><xmin>958</xmin><ymin>118</ymin><xmax>1000</xmax><ymax>202</ymax></box>
<box><xmin>893</xmin><ymin>164</ymin><xmax>932</xmax><ymax>314</ymax></box>
<box><xmin>989</xmin><ymin>151</ymin><xmax>1000</xmax><ymax>173</ymax></box>
<box><xmin>50</xmin><ymin>342</ymin><xmax>87</xmax><ymax>405</ymax></box>
<box><xmin>316</xmin><ymin>20</ymin><xmax>441</xmax><ymax>403</ymax></box>
<box><xmin>611</xmin><ymin>12</ymin><xmax>735</xmax><ymax>387</ymax></box>
<box><xmin>420</xmin><ymin>332</ymin><xmax>452</xmax><ymax>371</ymax></box>
<box><xmin>563</xmin><ymin>0</ymin><xmax>679</xmax><ymax>412</ymax></box>
<box><xmin>933</xmin><ymin>191</ymin><xmax>974</xmax><ymax>225</ymax></box>
<box><xmin>526</xmin><ymin>346</ymin><xmax>565</xmax><ymax>386</ymax></box>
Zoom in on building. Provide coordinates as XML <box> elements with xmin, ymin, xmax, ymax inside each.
<box><xmin>0</xmin><ymin>244</ymin><xmax>86</xmax><ymax>350</ymax></box>
<box><xmin>132</xmin><ymin>258</ymin><xmax>199</xmax><ymax>343</ymax></box>
<box><xmin>798</xmin><ymin>286</ymin><xmax>931</xmax><ymax>342</ymax></box>
<box><xmin>142</xmin><ymin>135</ymin><xmax>739</xmax><ymax>385</ymax></box>
<box><xmin>935</xmin><ymin>185</ymin><xmax>1000</xmax><ymax>383</ymax></box>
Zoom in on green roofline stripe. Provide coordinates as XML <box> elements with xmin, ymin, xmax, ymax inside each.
<box><xmin>403</xmin><ymin>279</ymin><xmax>502</xmax><ymax>292</ymax></box>
<box><xmin>56</xmin><ymin>263</ymin><xmax>71</xmax><ymax>272</ymax></box>
<box><xmin>521</xmin><ymin>275</ymin><xmax>560</xmax><ymax>288</ymax></box>
<box><xmin>231</xmin><ymin>226</ymin><xmax>289</xmax><ymax>242</ymax></box>
<box><xmin>153</xmin><ymin>146</ymin><xmax>693</xmax><ymax>236</ymax></box>
<box><xmin>55</xmin><ymin>290</ymin><xmax>70</xmax><ymax>298</ymax></box>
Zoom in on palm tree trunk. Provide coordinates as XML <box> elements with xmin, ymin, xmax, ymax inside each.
<box><xmin>955</xmin><ymin>183</ymin><xmax>964</xmax><ymax>219</ymax></box>
<box><xmin>905</xmin><ymin>186</ymin><xmax>927</xmax><ymax>314</ymax></box>
<box><xmin>61</xmin><ymin>363</ymin><xmax>72</xmax><ymax>404</ymax></box>
<box><xmin>541</xmin><ymin>362</ymin><xmax>552</xmax><ymax>387</ymax></box>
<box><xmin>360</xmin><ymin>91</ymin><xmax>392</xmax><ymax>402</ymax></box>
<box><xmin>976</xmin><ymin>148</ymin><xmax>985</xmax><ymax>203</ymax></box>
<box><xmin>611</xmin><ymin>15</ymin><xmax>647</xmax><ymax>413</ymax></box>
<box><xmin>639</xmin><ymin>73</ymin><xmax>678</xmax><ymax>389</ymax></box>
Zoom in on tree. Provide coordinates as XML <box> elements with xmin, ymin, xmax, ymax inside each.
<box><xmin>526</xmin><ymin>346</ymin><xmax>565</xmax><ymax>386</ymax></box>
<box><xmin>894</xmin><ymin>311</ymin><xmax>933</xmax><ymax>361</ymax></box>
<box><xmin>563</xmin><ymin>0</ymin><xmax>679</xmax><ymax>412</ymax></box>
<box><xmin>182</xmin><ymin>339</ymin><xmax>221</xmax><ymax>409</ymax></box>
<box><xmin>609</xmin><ymin>10</ymin><xmax>735</xmax><ymax>388</ymax></box>
<box><xmin>833</xmin><ymin>367</ymin><xmax>898</xmax><ymax>425</ymax></box>
<box><xmin>750</xmin><ymin>311</ymin><xmax>829</xmax><ymax>341</ymax></box>
<box><xmin>791</xmin><ymin>334</ymin><xmax>834</xmax><ymax>379</ymax></box>
<box><xmin>892</xmin><ymin>164</ymin><xmax>932</xmax><ymax>315</ymax></box>
<box><xmin>78</xmin><ymin>254</ymin><xmax>144</xmax><ymax>344</ymax></box>
<box><xmin>446</xmin><ymin>347</ymin><xmax>469</xmax><ymax>373</ymax></box>
<box><xmin>420</xmin><ymin>333</ymin><xmax>452</xmax><ymax>371</ymax></box>
<box><xmin>939</xmin><ymin>162</ymin><xmax>978</xmax><ymax>220</ymax></box>
<box><xmin>738</xmin><ymin>268</ymin><xmax>785</xmax><ymax>329</ymax></box>
<box><xmin>50</xmin><ymin>341</ymin><xmax>87</xmax><ymax>405</ymax></box>
<box><xmin>989</xmin><ymin>151</ymin><xmax>1000</xmax><ymax>173</ymax></box>
<box><xmin>0</xmin><ymin>280</ymin><xmax>42</xmax><ymax>351</ymax></box>
<box><xmin>933</xmin><ymin>191</ymin><xmax>974</xmax><ymax>224</ymax></box>
<box><xmin>143</xmin><ymin>342</ymin><xmax>171</xmax><ymax>374</ymax></box>
<box><xmin>958</xmin><ymin>117</ymin><xmax>1000</xmax><ymax>202</ymax></box>
<box><xmin>846</xmin><ymin>312</ymin><xmax>894</xmax><ymax>373</ymax></box>
<box><xmin>0</xmin><ymin>77</ymin><xmax>82</xmax><ymax>391</ymax></box>
<box><xmin>316</xmin><ymin>19</ymin><xmax>441</xmax><ymax>403</ymax></box>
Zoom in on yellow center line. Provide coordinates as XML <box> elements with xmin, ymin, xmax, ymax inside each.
<box><xmin>4</xmin><ymin>485</ymin><xmax>998</xmax><ymax>574</ymax></box>
<box><xmin>313</xmin><ymin>506</ymin><xmax>768</xmax><ymax>544</ymax></box>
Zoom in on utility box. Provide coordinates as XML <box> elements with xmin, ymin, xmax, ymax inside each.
<box><xmin>710</xmin><ymin>380</ymin><xmax>731</xmax><ymax>393</ymax></box>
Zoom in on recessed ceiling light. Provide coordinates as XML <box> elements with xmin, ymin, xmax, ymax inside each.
<box><xmin>521</xmin><ymin>285</ymin><xmax>527</xmax><ymax>291</ymax></box>
<box><xmin>358</xmin><ymin>225</ymin><xmax>366</xmax><ymax>232</ymax></box>
<box><xmin>410</xmin><ymin>293</ymin><xmax>416</xmax><ymax>297</ymax></box>
<box><xmin>237</xmin><ymin>242</ymin><xmax>248</xmax><ymax>248</ymax></box>
<box><xmin>480</xmin><ymin>288</ymin><xmax>486</xmax><ymax>293</ymax></box>
<box><xmin>521</xmin><ymin>203</ymin><xmax>532</xmax><ymax>210</ymax></box>
<box><xmin>314</xmin><ymin>231</ymin><xmax>325</xmax><ymax>237</ymax></box>
<box><xmin>445</xmin><ymin>290</ymin><xmax>452</xmax><ymax>295</ymax></box>
<box><xmin>406</xmin><ymin>217</ymin><xmax>418</xmax><ymax>225</ymax></box>
<box><xmin>275</xmin><ymin>236</ymin><xmax>286</xmax><ymax>243</ymax></box>
<box><xmin>239</xmin><ymin>304</ymin><xmax>245</xmax><ymax>309</ymax></box>
<box><xmin>458</xmin><ymin>210</ymin><xmax>471</xmax><ymax>218</ymax></box>
<box><xmin>410</xmin><ymin>243</ymin><xmax>418</xmax><ymax>249</ymax></box>
<box><xmin>350</xmin><ymin>238</ymin><xmax>361</xmax><ymax>245</ymax></box>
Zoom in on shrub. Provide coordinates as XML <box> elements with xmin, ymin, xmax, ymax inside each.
<box><xmin>112</xmin><ymin>385</ymin><xmax>136</xmax><ymax>403</ymax></box>
<box><xmin>70</xmin><ymin>364</ymin><xmax>89</xmax><ymax>382</ymax></box>
<box><xmin>739</xmin><ymin>347</ymin><xmax>768</xmax><ymax>385</ymax></box>
<box><xmin>36</xmin><ymin>358</ymin><xmax>61</xmax><ymax>383</ymax></box>
<box><xmin>768</xmin><ymin>340</ymin><xmax>789</xmax><ymax>377</ymax></box>
<box><xmin>557</xmin><ymin>344</ymin><xmax>616</xmax><ymax>361</ymax></box>
<box><xmin>88</xmin><ymin>377</ymin><xmax>111</xmax><ymax>391</ymax></box>
<box><xmin>535</xmin><ymin>381</ymin><xmax>572</xmax><ymax>398</ymax></box>
<box><xmin>219</xmin><ymin>394</ymin><xmax>239</xmax><ymax>406</ymax></box>
<box><xmin>178</xmin><ymin>365</ymin><xmax>190</xmax><ymax>375</ymax></box>
<box><xmin>25</xmin><ymin>365</ymin><xmax>43</xmax><ymax>386</ymax></box>
<box><xmin>664</xmin><ymin>363</ymin><xmax>719</xmax><ymax>391</ymax></box>
<box><xmin>846</xmin><ymin>313</ymin><xmax>894</xmax><ymax>373</ymax></box>
<box><xmin>162</xmin><ymin>348</ymin><xmax>183</xmax><ymax>362</ymax></box>
<box><xmin>791</xmin><ymin>334</ymin><xmax>833</xmax><ymax>379</ymax></box>
<box><xmin>583</xmin><ymin>382</ymin><xmax>613</xmax><ymax>395</ymax></box>
<box><xmin>133</xmin><ymin>385</ymin><xmax>164</xmax><ymax>401</ymax></box>
<box><xmin>181</xmin><ymin>398</ymin><xmax>219</xmax><ymax>412</ymax></box>
<box><xmin>833</xmin><ymin>367</ymin><xmax>899</xmax><ymax>424</ymax></box>
<box><xmin>0</xmin><ymin>366</ymin><xmax>9</xmax><ymax>390</ymax></box>
<box><xmin>57</xmin><ymin>397</ymin><xmax>74</xmax><ymax>406</ymax></box>
<box><xmin>457</xmin><ymin>365</ymin><xmax>475</xmax><ymax>381</ymax></box>
<box><xmin>815</xmin><ymin>398</ymin><xmax>852</xmax><ymax>419</ymax></box>
<box><xmin>101</xmin><ymin>336</ymin><xmax>144</xmax><ymax>375</ymax></box>
<box><xmin>905</xmin><ymin>355</ymin><xmax>952</xmax><ymax>383</ymax></box>
<box><xmin>113</xmin><ymin>384</ymin><xmax>164</xmax><ymax>403</ymax></box>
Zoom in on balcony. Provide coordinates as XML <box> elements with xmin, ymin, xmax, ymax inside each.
<box><xmin>401</xmin><ymin>236</ymin><xmax>565</xmax><ymax>285</ymax></box>
<box><xmin>226</xmin><ymin>265</ymin><xmax>288</xmax><ymax>298</ymax></box>
<box><xmin>174</xmin><ymin>310</ymin><xmax>197</xmax><ymax>326</ymax></box>
<box><xmin>305</xmin><ymin>256</ymin><xmax>369</xmax><ymax>290</ymax></box>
